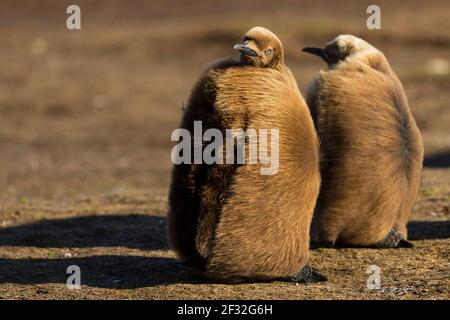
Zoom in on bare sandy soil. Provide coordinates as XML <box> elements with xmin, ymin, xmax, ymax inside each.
<box><xmin>0</xmin><ymin>0</ymin><xmax>449</xmax><ymax>299</ymax></box>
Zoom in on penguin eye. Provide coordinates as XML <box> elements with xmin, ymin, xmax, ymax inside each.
<box><xmin>264</xmin><ymin>48</ymin><xmax>272</xmax><ymax>56</ymax></box>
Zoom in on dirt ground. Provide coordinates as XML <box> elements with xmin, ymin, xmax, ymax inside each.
<box><xmin>0</xmin><ymin>0</ymin><xmax>449</xmax><ymax>299</ymax></box>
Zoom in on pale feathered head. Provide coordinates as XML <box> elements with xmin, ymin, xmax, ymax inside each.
<box><xmin>302</xmin><ymin>34</ymin><xmax>378</xmax><ymax>67</ymax></box>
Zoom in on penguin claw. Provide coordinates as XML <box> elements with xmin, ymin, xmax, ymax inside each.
<box><xmin>397</xmin><ymin>239</ymin><xmax>414</xmax><ymax>248</ymax></box>
<box><xmin>372</xmin><ymin>228</ymin><xmax>413</xmax><ymax>248</ymax></box>
<box><xmin>288</xmin><ymin>264</ymin><xmax>327</xmax><ymax>284</ymax></box>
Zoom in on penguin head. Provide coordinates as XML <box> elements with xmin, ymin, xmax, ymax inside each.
<box><xmin>233</xmin><ymin>27</ymin><xmax>284</xmax><ymax>68</ymax></box>
<box><xmin>302</xmin><ymin>34</ymin><xmax>377</xmax><ymax>67</ymax></box>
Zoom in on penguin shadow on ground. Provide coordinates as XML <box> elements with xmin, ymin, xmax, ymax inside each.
<box><xmin>412</xmin><ymin>150</ymin><xmax>450</xmax><ymax>240</ymax></box>
<box><xmin>423</xmin><ymin>151</ymin><xmax>450</xmax><ymax>168</ymax></box>
<box><xmin>407</xmin><ymin>220</ymin><xmax>450</xmax><ymax>240</ymax></box>
<box><xmin>0</xmin><ymin>255</ymin><xmax>206</xmax><ymax>289</ymax></box>
<box><xmin>0</xmin><ymin>214</ymin><xmax>206</xmax><ymax>288</ymax></box>
<box><xmin>0</xmin><ymin>214</ymin><xmax>168</xmax><ymax>250</ymax></box>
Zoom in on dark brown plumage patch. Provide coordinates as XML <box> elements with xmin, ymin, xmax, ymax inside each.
<box><xmin>168</xmin><ymin>59</ymin><xmax>242</xmax><ymax>268</ymax></box>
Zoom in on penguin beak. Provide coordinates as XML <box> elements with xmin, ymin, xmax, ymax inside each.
<box><xmin>233</xmin><ymin>43</ymin><xmax>258</xmax><ymax>57</ymax></box>
<box><xmin>302</xmin><ymin>47</ymin><xmax>326</xmax><ymax>59</ymax></box>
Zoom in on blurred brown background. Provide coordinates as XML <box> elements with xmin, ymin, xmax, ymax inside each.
<box><xmin>0</xmin><ymin>0</ymin><xmax>448</xmax><ymax>299</ymax></box>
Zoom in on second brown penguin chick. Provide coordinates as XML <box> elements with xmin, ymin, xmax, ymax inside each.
<box><xmin>303</xmin><ymin>35</ymin><xmax>424</xmax><ymax>248</ymax></box>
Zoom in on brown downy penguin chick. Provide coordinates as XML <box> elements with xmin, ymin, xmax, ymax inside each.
<box><xmin>168</xmin><ymin>27</ymin><xmax>325</xmax><ymax>283</ymax></box>
<box><xmin>302</xmin><ymin>35</ymin><xmax>424</xmax><ymax>248</ymax></box>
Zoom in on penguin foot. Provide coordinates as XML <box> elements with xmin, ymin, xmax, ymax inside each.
<box><xmin>287</xmin><ymin>264</ymin><xmax>327</xmax><ymax>283</ymax></box>
<box><xmin>397</xmin><ymin>238</ymin><xmax>414</xmax><ymax>248</ymax></box>
<box><xmin>372</xmin><ymin>228</ymin><xmax>414</xmax><ymax>248</ymax></box>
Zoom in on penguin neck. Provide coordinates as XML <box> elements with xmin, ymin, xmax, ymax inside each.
<box><xmin>354</xmin><ymin>50</ymin><xmax>393</xmax><ymax>76</ymax></box>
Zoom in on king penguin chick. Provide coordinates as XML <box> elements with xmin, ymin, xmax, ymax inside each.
<box><xmin>302</xmin><ymin>34</ymin><xmax>424</xmax><ymax>248</ymax></box>
<box><xmin>167</xmin><ymin>27</ymin><xmax>325</xmax><ymax>283</ymax></box>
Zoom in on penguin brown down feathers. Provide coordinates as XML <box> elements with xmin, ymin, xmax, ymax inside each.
<box><xmin>168</xmin><ymin>27</ymin><xmax>321</xmax><ymax>281</ymax></box>
<box><xmin>305</xmin><ymin>35</ymin><xmax>424</xmax><ymax>247</ymax></box>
